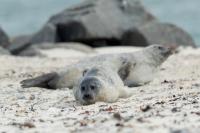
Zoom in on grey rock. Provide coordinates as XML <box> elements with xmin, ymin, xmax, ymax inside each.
<box><xmin>121</xmin><ymin>22</ymin><xmax>196</xmax><ymax>47</ymax></box>
<box><xmin>0</xmin><ymin>27</ymin><xmax>10</xmax><ymax>48</ymax></box>
<box><xmin>31</xmin><ymin>0</ymin><xmax>156</xmax><ymax>46</ymax></box>
<box><xmin>121</xmin><ymin>28</ymin><xmax>148</xmax><ymax>46</ymax></box>
<box><xmin>0</xmin><ymin>46</ymin><xmax>10</xmax><ymax>55</ymax></box>
<box><xmin>8</xmin><ymin>35</ymin><xmax>32</xmax><ymax>55</ymax></box>
<box><xmin>31</xmin><ymin>23</ymin><xmax>57</xmax><ymax>44</ymax></box>
<box><xmin>140</xmin><ymin>22</ymin><xmax>196</xmax><ymax>47</ymax></box>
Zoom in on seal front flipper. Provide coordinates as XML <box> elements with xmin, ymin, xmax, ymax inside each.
<box><xmin>118</xmin><ymin>61</ymin><xmax>136</xmax><ymax>81</ymax></box>
<box><xmin>20</xmin><ymin>72</ymin><xmax>58</xmax><ymax>89</ymax></box>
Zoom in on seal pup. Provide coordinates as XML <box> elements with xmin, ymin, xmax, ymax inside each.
<box><xmin>74</xmin><ymin>66</ymin><xmax>133</xmax><ymax>105</ymax></box>
<box><xmin>121</xmin><ymin>44</ymin><xmax>172</xmax><ymax>87</ymax></box>
<box><xmin>21</xmin><ymin>45</ymin><xmax>172</xmax><ymax>89</ymax></box>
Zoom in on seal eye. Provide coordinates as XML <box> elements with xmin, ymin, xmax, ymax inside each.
<box><xmin>90</xmin><ymin>85</ymin><xmax>95</xmax><ymax>90</ymax></box>
<box><xmin>81</xmin><ymin>86</ymin><xmax>85</xmax><ymax>91</ymax></box>
<box><xmin>82</xmin><ymin>69</ymin><xmax>88</xmax><ymax>76</ymax></box>
<box><xmin>158</xmin><ymin>46</ymin><xmax>163</xmax><ymax>50</ymax></box>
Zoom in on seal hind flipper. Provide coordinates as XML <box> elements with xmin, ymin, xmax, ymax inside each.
<box><xmin>20</xmin><ymin>72</ymin><xmax>58</xmax><ymax>89</ymax></box>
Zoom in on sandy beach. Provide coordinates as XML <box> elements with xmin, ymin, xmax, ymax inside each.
<box><xmin>0</xmin><ymin>46</ymin><xmax>200</xmax><ymax>133</ymax></box>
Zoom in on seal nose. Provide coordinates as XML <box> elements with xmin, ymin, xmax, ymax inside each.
<box><xmin>165</xmin><ymin>47</ymin><xmax>173</xmax><ymax>55</ymax></box>
<box><xmin>83</xmin><ymin>94</ymin><xmax>93</xmax><ymax>100</ymax></box>
<box><xmin>160</xmin><ymin>46</ymin><xmax>173</xmax><ymax>56</ymax></box>
<box><xmin>81</xmin><ymin>84</ymin><xmax>95</xmax><ymax>101</ymax></box>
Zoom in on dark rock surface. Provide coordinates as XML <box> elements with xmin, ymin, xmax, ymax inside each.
<box><xmin>31</xmin><ymin>23</ymin><xmax>57</xmax><ymax>44</ymax></box>
<box><xmin>139</xmin><ymin>22</ymin><xmax>196</xmax><ymax>47</ymax></box>
<box><xmin>121</xmin><ymin>22</ymin><xmax>196</xmax><ymax>47</ymax></box>
<box><xmin>0</xmin><ymin>27</ymin><xmax>10</xmax><ymax>48</ymax></box>
<box><xmin>30</xmin><ymin>0</ymin><xmax>156</xmax><ymax>46</ymax></box>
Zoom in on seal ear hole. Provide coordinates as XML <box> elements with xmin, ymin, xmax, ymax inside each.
<box><xmin>83</xmin><ymin>69</ymin><xmax>88</xmax><ymax>76</ymax></box>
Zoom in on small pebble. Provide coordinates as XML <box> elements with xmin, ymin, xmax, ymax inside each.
<box><xmin>140</xmin><ymin>105</ymin><xmax>151</xmax><ymax>112</ymax></box>
<box><xmin>113</xmin><ymin>113</ymin><xmax>122</xmax><ymax>121</ymax></box>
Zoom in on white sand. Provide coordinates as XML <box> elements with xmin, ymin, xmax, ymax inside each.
<box><xmin>38</xmin><ymin>46</ymin><xmax>142</xmax><ymax>58</ymax></box>
<box><xmin>39</xmin><ymin>48</ymin><xmax>88</xmax><ymax>58</ymax></box>
<box><xmin>0</xmin><ymin>47</ymin><xmax>200</xmax><ymax>133</ymax></box>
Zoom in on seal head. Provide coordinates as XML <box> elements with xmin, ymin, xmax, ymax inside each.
<box><xmin>145</xmin><ymin>45</ymin><xmax>173</xmax><ymax>65</ymax></box>
<box><xmin>78</xmin><ymin>76</ymin><xmax>102</xmax><ymax>105</ymax></box>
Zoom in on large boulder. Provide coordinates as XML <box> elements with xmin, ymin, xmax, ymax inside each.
<box><xmin>0</xmin><ymin>27</ymin><xmax>10</xmax><ymax>48</ymax></box>
<box><xmin>15</xmin><ymin>0</ymin><xmax>195</xmax><ymax>50</ymax></box>
<box><xmin>30</xmin><ymin>0</ymin><xmax>156</xmax><ymax>46</ymax></box>
<box><xmin>8</xmin><ymin>23</ymin><xmax>57</xmax><ymax>55</ymax></box>
<box><xmin>121</xmin><ymin>22</ymin><xmax>196</xmax><ymax>47</ymax></box>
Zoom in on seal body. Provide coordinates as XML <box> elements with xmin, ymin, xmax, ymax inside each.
<box><xmin>21</xmin><ymin>45</ymin><xmax>172</xmax><ymax>89</ymax></box>
<box><xmin>21</xmin><ymin>54</ymin><xmax>124</xmax><ymax>89</ymax></box>
<box><xmin>121</xmin><ymin>45</ymin><xmax>172</xmax><ymax>86</ymax></box>
<box><xmin>73</xmin><ymin>66</ymin><xmax>132</xmax><ymax>105</ymax></box>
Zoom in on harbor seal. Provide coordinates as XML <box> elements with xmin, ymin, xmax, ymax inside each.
<box><xmin>74</xmin><ymin>66</ymin><xmax>133</xmax><ymax>105</ymax></box>
<box><xmin>21</xmin><ymin>44</ymin><xmax>172</xmax><ymax>90</ymax></box>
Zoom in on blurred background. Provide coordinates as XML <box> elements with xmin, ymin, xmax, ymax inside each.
<box><xmin>0</xmin><ymin>0</ymin><xmax>199</xmax><ymax>45</ymax></box>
